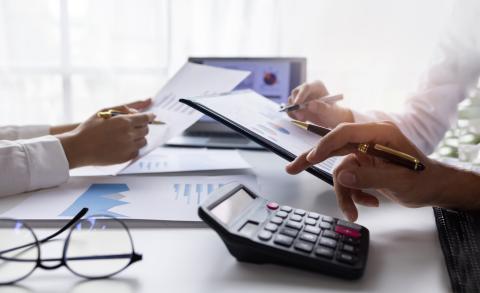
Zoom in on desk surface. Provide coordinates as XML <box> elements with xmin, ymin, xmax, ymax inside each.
<box><xmin>4</xmin><ymin>150</ymin><xmax>451</xmax><ymax>293</ymax></box>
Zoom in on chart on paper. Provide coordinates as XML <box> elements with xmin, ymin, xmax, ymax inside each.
<box><xmin>120</xmin><ymin>147</ymin><xmax>250</xmax><ymax>174</ymax></box>
<box><xmin>0</xmin><ymin>175</ymin><xmax>258</xmax><ymax>222</ymax></box>
<box><xmin>173</xmin><ymin>182</ymin><xmax>222</xmax><ymax>205</ymax></box>
<box><xmin>191</xmin><ymin>90</ymin><xmax>341</xmax><ymax>174</ymax></box>
<box><xmin>154</xmin><ymin>92</ymin><xmax>196</xmax><ymax>115</ymax></box>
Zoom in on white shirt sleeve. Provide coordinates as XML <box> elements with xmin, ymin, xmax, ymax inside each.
<box><xmin>0</xmin><ymin>127</ymin><xmax>70</xmax><ymax>197</ymax></box>
<box><xmin>0</xmin><ymin>125</ymin><xmax>51</xmax><ymax>140</ymax></box>
<box><xmin>352</xmin><ymin>0</ymin><xmax>480</xmax><ymax>155</ymax></box>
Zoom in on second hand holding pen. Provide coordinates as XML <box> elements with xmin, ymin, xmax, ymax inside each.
<box><xmin>97</xmin><ymin>109</ymin><xmax>165</xmax><ymax>125</ymax></box>
<box><xmin>279</xmin><ymin>94</ymin><xmax>343</xmax><ymax>113</ymax></box>
<box><xmin>291</xmin><ymin>120</ymin><xmax>425</xmax><ymax>171</ymax></box>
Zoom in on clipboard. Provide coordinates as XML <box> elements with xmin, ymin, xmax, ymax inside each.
<box><xmin>180</xmin><ymin>90</ymin><xmax>338</xmax><ymax>185</ymax></box>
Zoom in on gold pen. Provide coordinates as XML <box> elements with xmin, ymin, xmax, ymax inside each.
<box><xmin>97</xmin><ymin>109</ymin><xmax>165</xmax><ymax>125</ymax></box>
<box><xmin>291</xmin><ymin>120</ymin><xmax>425</xmax><ymax>171</ymax></box>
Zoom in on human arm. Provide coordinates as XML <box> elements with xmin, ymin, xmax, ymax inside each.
<box><xmin>0</xmin><ymin>98</ymin><xmax>155</xmax><ymax>197</ymax></box>
<box><xmin>288</xmin><ymin>1</ymin><xmax>480</xmax><ymax>154</ymax></box>
<box><xmin>286</xmin><ymin>122</ymin><xmax>480</xmax><ymax>222</ymax></box>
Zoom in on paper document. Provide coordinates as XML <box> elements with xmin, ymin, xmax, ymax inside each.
<box><xmin>0</xmin><ymin>175</ymin><xmax>258</xmax><ymax>222</ymax></box>
<box><xmin>70</xmin><ymin>63</ymin><xmax>250</xmax><ymax>176</ymax></box>
<box><xmin>145</xmin><ymin>62</ymin><xmax>250</xmax><ymax>154</ymax></box>
<box><xmin>184</xmin><ymin>90</ymin><xmax>341</xmax><ymax>174</ymax></box>
<box><xmin>120</xmin><ymin>147</ymin><xmax>251</xmax><ymax>175</ymax></box>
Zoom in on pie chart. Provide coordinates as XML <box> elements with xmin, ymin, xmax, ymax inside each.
<box><xmin>263</xmin><ymin>72</ymin><xmax>277</xmax><ymax>86</ymax></box>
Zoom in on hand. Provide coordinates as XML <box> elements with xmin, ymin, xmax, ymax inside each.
<box><xmin>57</xmin><ymin>98</ymin><xmax>155</xmax><ymax>168</ymax></box>
<box><xmin>287</xmin><ymin>81</ymin><xmax>353</xmax><ymax>128</ymax></box>
<box><xmin>49</xmin><ymin>98</ymin><xmax>154</xmax><ymax>135</ymax></box>
<box><xmin>286</xmin><ymin>121</ymin><xmax>480</xmax><ymax>221</ymax></box>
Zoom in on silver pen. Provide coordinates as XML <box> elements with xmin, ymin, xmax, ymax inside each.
<box><xmin>279</xmin><ymin>94</ymin><xmax>343</xmax><ymax>113</ymax></box>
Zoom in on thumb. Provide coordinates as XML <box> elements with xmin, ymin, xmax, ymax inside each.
<box><xmin>336</xmin><ymin>165</ymin><xmax>411</xmax><ymax>190</ymax></box>
<box><xmin>127</xmin><ymin>98</ymin><xmax>153</xmax><ymax>110</ymax></box>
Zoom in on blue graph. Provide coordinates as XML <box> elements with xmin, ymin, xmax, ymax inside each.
<box><xmin>174</xmin><ymin>182</ymin><xmax>228</xmax><ymax>205</ymax></box>
<box><xmin>60</xmin><ymin>184</ymin><xmax>130</xmax><ymax>218</ymax></box>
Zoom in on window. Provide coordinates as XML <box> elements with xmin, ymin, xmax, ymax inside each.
<box><xmin>0</xmin><ymin>0</ymin><xmax>453</xmax><ymax>126</ymax></box>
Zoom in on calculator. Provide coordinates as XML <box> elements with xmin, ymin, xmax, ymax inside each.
<box><xmin>198</xmin><ymin>183</ymin><xmax>369</xmax><ymax>280</ymax></box>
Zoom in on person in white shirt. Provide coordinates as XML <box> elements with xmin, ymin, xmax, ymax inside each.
<box><xmin>285</xmin><ymin>0</ymin><xmax>480</xmax><ymax>221</ymax></box>
<box><xmin>0</xmin><ymin>99</ymin><xmax>155</xmax><ymax>197</ymax></box>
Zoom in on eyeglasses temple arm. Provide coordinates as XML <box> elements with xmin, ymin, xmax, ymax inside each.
<box><xmin>38</xmin><ymin>208</ymin><xmax>88</xmax><ymax>244</ymax></box>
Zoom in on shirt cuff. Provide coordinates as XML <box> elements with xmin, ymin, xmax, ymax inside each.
<box><xmin>17</xmin><ymin>125</ymin><xmax>50</xmax><ymax>139</ymax></box>
<box><xmin>20</xmin><ymin>135</ymin><xmax>70</xmax><ymax>191</ymax></box>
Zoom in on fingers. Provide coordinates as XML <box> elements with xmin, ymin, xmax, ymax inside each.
<box><xmin>126</xmin><ymin>98</ymin><xmax>153</xmax><ymax>110</ymax></box>
<box><xmin>291</xmin><ymin>81</ymin><xmax>328</xmax><ymax>105</ymax></box>
<box><xmin>101</xmin><ymin>98</ymin><xmax>152</xmax><ymax>115</ymax></box>
<box><xmin>333</xmin><ymin>171</ymin><xmax>358</xmax><ymax>222</ymax></box>
<box><xmin>287</xmin><ymin>81</ymin><xmax>328</xmax><ymax>121</ymax></box>
<box><xmin>134</xmin><ymin>138</ymin><xmax>147</xmax><ymax>149</ymax></box>
<box><xmin>286</xmin><ymin>146</ymin><xmax>355</xmax><ymax>174</ymax></box>
<box><xmin>128</xmin><ymin>112</ymin><xmax>156</xmax><ymax>127</ymax></box>
<box><xmin>331</xmin><ymin>154</ymin><xmax>384</xmax><ymax>221</ymax></box>
<box><xmin>351</xmin><ymin>190</ymin><xmax>379</xmax><ymax>207</ymax></box>
<box><xmin>336</xmin><ymin>165</ymin><xmax>413</xmax><ymax>190</ymax></box>
<box><xmin>285</xmin><ymin>151</ymin><xmax>311</xmax><ymax>174</ymax></box>
<box><xmin>132</xmin><ymin>125</ymin><xmax>149</xmax><ymax>139</ymax></box>
<box><xmin>305</xmin><ymin>122</ymin><xmax>403</xmax><ymax>165</ymax></box>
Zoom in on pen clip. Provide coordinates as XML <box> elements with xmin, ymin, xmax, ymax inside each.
<box><xmin>97</xmin><ymin>109</ymin><xmax>125</xmax><ymax>119</ymax></box>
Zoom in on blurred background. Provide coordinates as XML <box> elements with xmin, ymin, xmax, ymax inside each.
<box><xmin>0</xmin><ymin>0</ymin><xmax>453</xmax><ymax>125</ymax></box>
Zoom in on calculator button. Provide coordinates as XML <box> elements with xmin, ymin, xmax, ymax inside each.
<box><xmin>322</xmin><ymin>230</ymin><xmax>339</xmax><ymax>239</ymax></box>
<box><xmin>286</xmin><ymin>220</ymin><xmax>303</xmax><ymax>230</ymax></box>
<box><xmin>270</xmin><ymin>216</ymin><xmax>283</xmax><ymax>225</ymax></box>
<box><xmin>337</xmin><ymin>219</ymin><xmax>362</xmax><ymax>231</ymax></box>
<box><xmin>337</xmin><ymin>253</ymin><xmax>356</xmax><ymax>265</ymax></box>
<box><xmin>274</xmin><ymin>234</ymin><xmax>294</xmax><ymax>247</ymax></box>
<box><xmin>342</xmin><ymin>244</ymin><xmax>355</xmax><ymax>253</ymax></box>
<box><xmin>315</xmin><ymin>246</ymin><xmax>334</xmax><ymax>259</ymax></box>
<box><xmin>294</xmin><ymin>241</ymin><xmax>314</xmax><ymax>253</ymax></box>
<box><xmin>305</xmin><ymin>218</ymin><xmax>317</xmax><ymax>226</ymax></box>
<box><xmin>304</xmin><ymin>226</ymin><xmax>321</xmax><ymax>235</ymax></box>
<box><xmin>276</xmin><ymin>211</ymin><xmax>288</xmax><ymax>219</ymax></box>
<box><xmin>294</xmin><ymin>209</ymin><xmax>306</xmax><ymax>216</ymax></box>
<box><xmin>319</xmin><ymin>222</ymin><xmax>332</xmax><ymax>230</ymax></box>
<box><xmin>280</xmin><ymin>227</ymin><xmax>299</xmax><ymax>238</ymax></box>
<box><xmin>307</xmin><ymin>212</ymin><xmax>320</xmax><ymax>219</ymax></box>
<box><xmin>264</xmin><ymin>223</ymin><xmax>279</xmax><ymax>232</ymax></box>
<box><xmin>280</xmin><ymin>206</ymin><xmax>293</xmax><ymax>212</ymax></box>
<box><xmin>299</xmin><ymin>232</ymin><xmax>318</xmax><ymax>243</ymax></box>
<box><xmin>258</xmin><ymin>230</ymin><xmax>273</xmax><ymax>241</ymax></box>
<box><xmin>266</xmin><ymin>202</ymin><xmax>279</xmax><ymax>210</ymax></box>
<box><xmin>335</xmin><ymin>225</ymin><xmax>361</xmax><ymax>238</ymax></box>
<box><xmin>344</xmin><ymin>236</ymin><xmax>360</xmax><ymax>246</ymax></box>
<box><xmin>318</xmin><ymin>237</ymin><xmax>337</xmax><ymax>248</ymax></box>
<box><xmin>321</xmin><ymin>216</ymin><xmax>334</xmax><ymax>223</ymax></box>
<box><xmin>290</xmin><ymin>214</ymin><xmax>303</xmax><ymax>222</ymax></box>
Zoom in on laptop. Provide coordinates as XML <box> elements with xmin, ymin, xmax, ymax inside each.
<box><xmin>166</xmin><ymin>57</ymin><xmax>307</xmax><ymax>149</ymax></box>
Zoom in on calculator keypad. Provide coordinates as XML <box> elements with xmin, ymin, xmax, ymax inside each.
<box><xmin>257</xmin><ymin>205</ymin><xmax>363</xmax><ymax>266</ymax></box>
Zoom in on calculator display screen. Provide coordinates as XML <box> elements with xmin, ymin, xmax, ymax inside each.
<box><xmin>211</xmin><ymin>189</ymin><xmax>254</xmax><ymax>225</ymax></box>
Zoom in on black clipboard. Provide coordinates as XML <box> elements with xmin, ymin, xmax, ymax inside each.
<box><xmin>180</xmin><ymin>93</ymin><xmax>334</xmax><ymax>185</ymax></box>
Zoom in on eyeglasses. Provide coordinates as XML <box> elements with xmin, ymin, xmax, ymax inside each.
<box><xmin>0</xmin><ymin>208</ymin><xmax>142</xmax><ymax>285</ymax></box>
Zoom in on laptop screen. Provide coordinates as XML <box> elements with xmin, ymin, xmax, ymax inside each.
<box><xmin>188</xmin><ymin>57</ymin><xmax>306</xmax><ymax>123</ymax></box>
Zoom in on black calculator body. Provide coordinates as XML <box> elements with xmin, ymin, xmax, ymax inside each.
<box><xmin>198</xmin><ymin>183</ymin><xmax>369</xmax><ymax>280</ymax></box>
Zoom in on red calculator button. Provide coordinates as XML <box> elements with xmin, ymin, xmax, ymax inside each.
<box><xmin>266</xmin><ymin>202</ymin><xmax>279</xmax><ymax>210</ymax></box>
<box><xmin>335</xmin><ymin>225</ymin><xmax>361</xmax><ymax>239</ymax></box>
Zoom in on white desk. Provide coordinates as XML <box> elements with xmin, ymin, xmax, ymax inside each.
<box><xmin>4</xmin><ymin>150</ymin><xmax>451</xmax><ymax>293</ymax></box>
